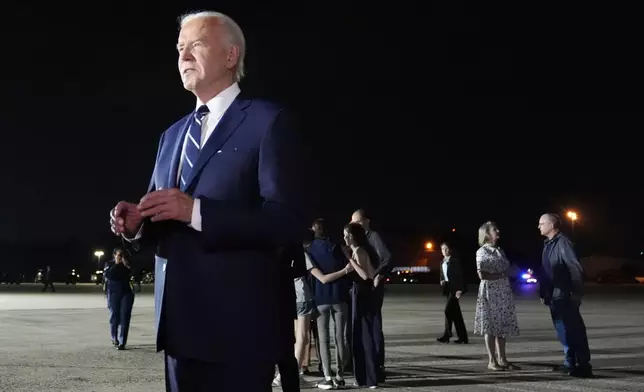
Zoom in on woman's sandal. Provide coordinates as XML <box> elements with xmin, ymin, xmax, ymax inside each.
<box><xmin>488</xmin><ymin>363</ymin><xmax>506</xmax><ymax>371</ymax></box>
<box><xmin>499</xmin><ymin>362</ymin><xmax>520</xmax><ymax>370</ymax></box>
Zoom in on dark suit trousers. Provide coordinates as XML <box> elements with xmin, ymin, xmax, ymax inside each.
<box><xmin>165</xmin><ymin>354</ymin><xmax>274</xmax><ymax>392</ymax></box>
<box><xmin>372</xmin><ymin>285</ymin><xmax>386</xmax><ymax>375</ymax></box>
<box><xmin>549</xmin><ymin>298</ymin><xmax>591</xmax><ymax>369</ymax></box>
<box><xmin>443</xmin><ymin>292</ymin><xmax>467</xmax><ymax>341</ymax></box>
<box><xmin>277</xmin><ymin>354</ymin><xmax>300</xmax><ymax>392</ymax></box>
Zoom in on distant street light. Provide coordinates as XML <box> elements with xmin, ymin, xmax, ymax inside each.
<box><xmin>566</xmin><ymin>211</ymin><xmax>578</xmax><ymax>233</ymax></box>
<box><xmin>424</xmin><ymin>241</ymin><xmax>434</xmax><ymax>251</ymax></box>
<box><xmin>451</xmin><ymin>228</ymin><xmax>456</xmax><ymax>232</ymax></box>
<box><xmin>94</xmin><ymin>250</ymin><xmax>105</xmax><ymax>265</ymax></box>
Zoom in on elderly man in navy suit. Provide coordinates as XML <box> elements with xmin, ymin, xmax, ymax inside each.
<box><xmin>110</xmin><ymin>11</ymin><xmax>305</xmax><ymax>392</ymax></box>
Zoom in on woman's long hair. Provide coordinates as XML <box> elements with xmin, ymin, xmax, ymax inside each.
<box><xmin>344</xmin><ymin>222</ymin><xmax>380</xmax><ymax>271</ymax></box>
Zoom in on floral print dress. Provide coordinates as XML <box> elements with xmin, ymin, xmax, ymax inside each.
<box><xmin>473</xmin><ymin>244</ymin><xmax>520</xmax><ymax>338</ymax></box>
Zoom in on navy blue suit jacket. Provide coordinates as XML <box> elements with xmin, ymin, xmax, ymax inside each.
<box><xmin>138</xmin><ymin>97</ymin><xmax>306</xmax><ymax>364</ymax></box>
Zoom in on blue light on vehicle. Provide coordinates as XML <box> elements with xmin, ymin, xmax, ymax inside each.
<box><xmin>520</xmin><ymin>270</ymin><xmax>537</xmax><ymax>284</ymax></box>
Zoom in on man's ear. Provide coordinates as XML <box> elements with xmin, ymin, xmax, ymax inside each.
<box><xmin>227</xmin><ymin>45</ymin><xmax>239</xmax><ymax>68</ymax></box>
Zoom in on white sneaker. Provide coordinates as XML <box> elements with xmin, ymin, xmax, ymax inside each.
<box><xmin>316</xmin><ymin>378</ymin><xmax>335</xmax><ymax>390</ymax></box>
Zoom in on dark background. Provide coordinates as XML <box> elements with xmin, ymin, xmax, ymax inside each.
<box><xmin>1</xmin><ymin>1</ymin><xmax>642</xmax><ymax>278</ymax></box>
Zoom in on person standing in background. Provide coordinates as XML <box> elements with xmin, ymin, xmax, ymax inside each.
<box><xmin>473</xmin><ymin>221</ymin><xmax>520</xmax><ymax>371</ymax></box>
<box><xmin>105</xmin><ymin>247</ymin><xmax>135</xmax><ymax>350</ymax></box>
<box><xmin>538</xmin><ymin>213</ymin><xmax>592</xmax><ymax>378</ymax></box>
<box><xmin>42</xmin><ymin>265</ymin><xmax>55</xmax><ymax>292</ymax></box>
<box><xmin>343</xmin><ymin>222</ymin><xmax>379</xmax><ymax>389</ymax></box>
<box><xmin>307</xmin><ymin>219</ymin><xmax>352</xmax><ymax>389</ymax></box>
<box><xmin>273</xmin><ymin>242</ymin><xmax>315</xmax><ymax>391</ymax></box>
<box><xmin>436</xmin><ymin>242</ymin><xmax>468</xmax><ymax>344</ymax></box>
<box><xmin>351</xmin><ymin>208</ymin><xmax>391</xmax><ymax>382</ymax></box>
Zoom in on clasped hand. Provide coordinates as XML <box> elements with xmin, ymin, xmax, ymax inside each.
<box><xmin>138</xmin><ymin>188</ymin><xmax>194</xmax><ymax>223</ymax></box>
<box><xmin>110</xmin><ymin>188</ymin><xmax>194</xmax><ymax>237</ymax></box>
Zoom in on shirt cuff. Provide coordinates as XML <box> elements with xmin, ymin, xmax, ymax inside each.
<box><xmin>189</xmin><ymin>198</ymin><xmax>203</xmax><ymax>232</ymax></box>
<box><xmin>122</xmin><ymin>224</ymin><xmax>144</xmax><ymax>241</ymax></box>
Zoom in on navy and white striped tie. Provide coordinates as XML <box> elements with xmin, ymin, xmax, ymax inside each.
<box><xmin>179</xmin><ymin>105</ymin><xmax>209</xmax><ymax>190</ymax></box>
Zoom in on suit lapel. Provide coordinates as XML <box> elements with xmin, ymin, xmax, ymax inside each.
<box><xmin>184</xmin><ymin>98</ymin><xmax>249</xmax><ymax>190</ymax></box>
<box><xmin>167</xmin><ymin>116</ymin><xmax>192</xmax><ymax>189</ymax></box>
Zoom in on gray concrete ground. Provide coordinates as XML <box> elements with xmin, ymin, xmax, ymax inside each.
<box><xmin>0</xmin><ymin>283</ymin><xmax>643</xmax><ymax>391</ymax></box>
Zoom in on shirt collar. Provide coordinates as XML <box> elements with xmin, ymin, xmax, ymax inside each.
<box><xmin>196</xmin><ymin>82</ymin><xmax>241</xmax><ymax>116</ymax></box>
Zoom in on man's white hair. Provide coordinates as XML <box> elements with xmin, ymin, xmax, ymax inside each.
<box><xmin>179</xmin><ymin>11</ymin><xmax>246</xmax><ymax>82</ymax></box>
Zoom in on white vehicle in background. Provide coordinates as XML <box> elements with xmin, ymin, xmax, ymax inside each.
<box><xmin>90</xmin><ymin>269</ymin><xmax>104</xmax><ymax>285</ymax></box>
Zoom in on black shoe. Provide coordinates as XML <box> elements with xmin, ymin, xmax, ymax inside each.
<box><xmin>569</xmin><ymin>366</ymin><xmax>593</xmax><ymax>378</ymax></box>
<box><xmin>116</xmin><ymin>345</ymin><xmax>126</xmax><ymax>350</ymax></box>
<box><xmin>453</xmin><ymin>339</ymin><xmax>469</xmax><ymax>344</ymax></box>
<box><xmin>112</xmin><ymin>339</ymin><xmax>119</xmax><ymax>346</ymax></box>
<box><xmin>436</xmin><ymin>336</ymin><xmax>450</xmax><ymax>343</ymax></box>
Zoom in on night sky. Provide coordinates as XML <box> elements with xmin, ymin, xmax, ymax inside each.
<box><xmin>2</xmin><ymin>2</ymin><xmax>643</xmax><ymax>272</ymax></box>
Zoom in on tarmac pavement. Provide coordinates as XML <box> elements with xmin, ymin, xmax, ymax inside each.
<box><xmin>0</xmin><ymin>283</ymin><xmax>643</xmax><ymax>391</ymax></box>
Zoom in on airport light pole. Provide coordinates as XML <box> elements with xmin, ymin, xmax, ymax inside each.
<box><xmin>566</xmin><ymin>211</ymin><xmax>578</xmax><ymax>234</ymax></box>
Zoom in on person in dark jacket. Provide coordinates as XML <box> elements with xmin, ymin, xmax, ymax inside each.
<box><xmin>538</xmin><ymin>213</ymin><xmax>592</xmax><ymax>378</ymax></box>
<box><xmin>436</xmin><ymin>242</ymin><xmax>469</xmax><ymax>344</ymax></box>
<box><xmin>42</xmin><ymin>265</ymin><xmax>55</xmax><ymax>292</ymax></box>
<box><xmin>105</xmin><ymin>247</ymin><xmax>135</xmax><ymax>350</ymax></box>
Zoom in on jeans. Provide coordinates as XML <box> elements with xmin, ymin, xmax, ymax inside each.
<box><xmin>549</xmin><ymin>297</ymin><xmax>591</xmax><ymax>369</ymax></box>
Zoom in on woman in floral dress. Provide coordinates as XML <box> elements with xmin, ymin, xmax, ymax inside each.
<box><xmin>473</xmin><ymin>221</ymin><xmax>520</xmax><ymax>371</ymax></box>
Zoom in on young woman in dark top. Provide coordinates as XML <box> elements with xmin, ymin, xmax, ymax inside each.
<box><xmin>307</xmin><ymin>219</ymin><xmax>353</xmax><ymax>389</ymax></box>
<box><xmin>105</xmin><ymin>248</ymin><xmax>135</xmax><ymax>350</ymax></box>
<box><xmin>343</xmin><ymin>223</ymin><xmax>379</xmax><ymax>389</ymax></box>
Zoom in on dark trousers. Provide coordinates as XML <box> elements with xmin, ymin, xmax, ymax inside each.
<box><xmin>277</xmin><ymin>354</ymin><xmax>300</xmax><ymax>392</ymax></box>
<box><xmin>42</xmin><ymin>281</ymin><xmax>55</xmax><ymax>292</ymax></box>
<box><xmin>107</xmin><ymin>284</ymin><xmax>134</xmax><ymax>346</ymax></box>
<box><xmin>443</xmin><ymin>293</ymin><xmax>468</xmax><ymax>341</ymax></box>
<box><xmin>549</xmin><ymin>298</ymin><xmax>591</xmax><ymax>369</ymax></box>
<box><xmin>344</xmin><ymin>293</ymin><xmax>353</xmax><ymax>372</ymax></box>
<box><xmin>373</xmin><ymin>285</ymin><xmax>386</xmax><ymax>379</ymax></box>
<box><xmin>352</xmin><ymin>287</ymin><xmax>378</xmax><ymax>387</ymax></box>
<box><xmin>165</xmin><ymin>353</ymin><xmax>274</xmax><ymax>392</ymax></box>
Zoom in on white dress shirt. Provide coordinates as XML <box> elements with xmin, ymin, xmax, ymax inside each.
<box><xmin>183</xmin><ymin>83</ymin><xmax>241</xmax><ymax>232</ymax></box>
<box><xmin>442</xmin><ymin>256</ymin><xmax>450</xmax><ymax>282</ymax></box>
<box><xmin>125</xmin><ymin>82</ymin><xmax>241</xmax><ymax>240</ymax></box>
